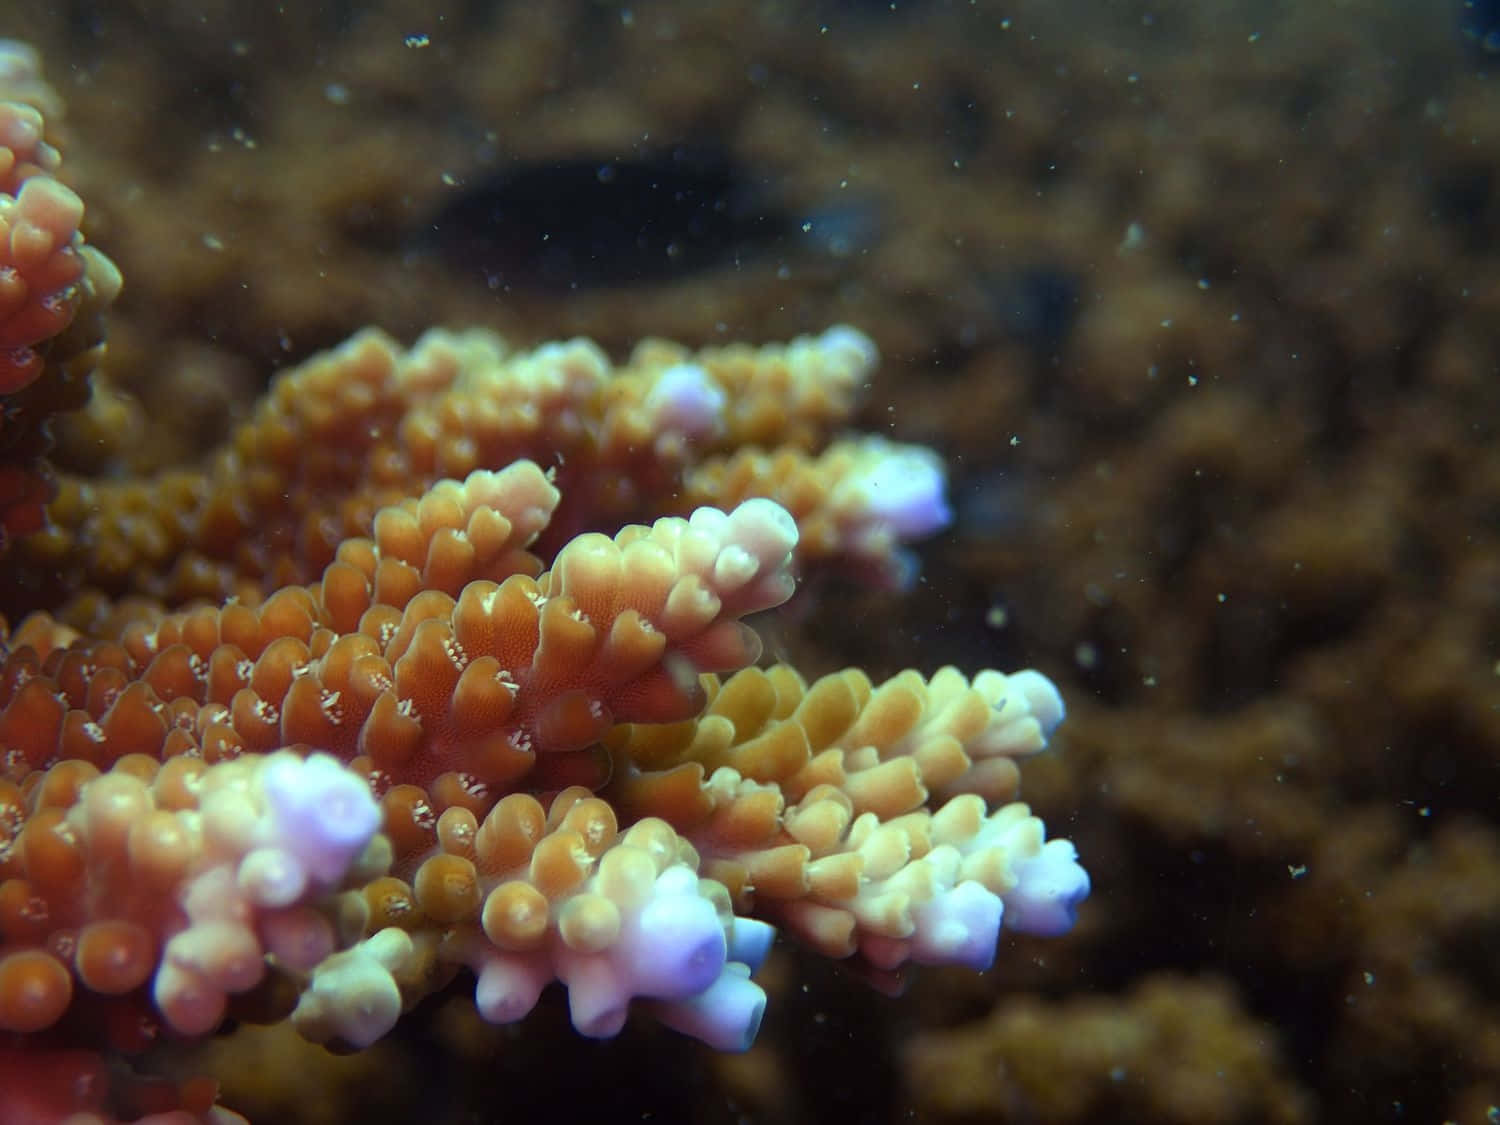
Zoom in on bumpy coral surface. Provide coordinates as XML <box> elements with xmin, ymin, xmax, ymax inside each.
<box><xmin>0</xmin><ymin>459</ymin><xmax>1085</xmax><ymax>1118</ymax></box>
<box><xmin>0</xmin><ymin>449</ymin><xmax>1085</xmax><ymax>1105</ymax></box>
<box><xmin>0</xmin><ymin>40</ymin><xmax>119</xmax><ymax>551</ymax></box>
<box><xmin>0</xmin><ymin>42</ymin><xmax>1090</xmax><ymax>1122</ymax></box>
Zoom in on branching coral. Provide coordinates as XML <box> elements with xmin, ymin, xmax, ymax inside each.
<box><xmin>0</xmin><ymin>40</ymin><xmax>121</xmax><ymax>552</ymax></box>
<box><xmin>7</xmin><ymin>321</ymin><xmax>915</xmax><ymax>618</ymax></box>
<box><xmin>0</xmin><ymin>43</ymin><xmax>1088</xmax><ymax>1123</ymax></box>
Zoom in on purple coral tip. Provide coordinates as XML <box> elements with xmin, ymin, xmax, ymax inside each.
<box><xmin>911</xmin><ymin>881</ymin><xmax>1005</xmax><ymax>971</ymax></box>
<box><xmin>1003</xmin><ymin>839</ymin><xmax>1091</xmax><ymax>936</ymax></box>
<box><xmin>727</xmin><ymin>918</ymin><xmax>775</xmax><ymax>971</ymax></box>
<box><xmin>654</xmin><ymin>963</ymin><xmax>767</xmax><ymax>1051</ymax></box>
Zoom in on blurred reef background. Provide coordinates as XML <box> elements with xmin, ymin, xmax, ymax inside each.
<box><xmin>8</xmin><ymin>0</ymin><xmax>1500</xmax><ymax>1121</ymax></box>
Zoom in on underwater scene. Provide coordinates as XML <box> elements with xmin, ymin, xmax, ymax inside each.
<box><xmin>2</xmin><ymin>1</ymin><xmax>1498</xmax><ymax>1122</ymax></box>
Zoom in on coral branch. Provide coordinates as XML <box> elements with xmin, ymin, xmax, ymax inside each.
<box><xmin>7</xmin><ymin>322</ymin><xmax>882</xmax><ymax>616</ymax></box>
<box><xmin>2</xmin><ymin>456</ymin><xmax>1084</xmax><ymax>1087</ymax></box>
<box><xmin>0</xmin><ymin>44</ymin><xmax>121</xmax><ymax>549</ymax></box>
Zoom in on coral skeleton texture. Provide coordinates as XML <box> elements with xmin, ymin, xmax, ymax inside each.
<box><xmin>0</xmin><ymin>41</ymin><xmax>1087</xmax><ymax>1123</ymax></box>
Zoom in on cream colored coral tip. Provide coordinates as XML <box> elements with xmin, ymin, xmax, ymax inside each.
<box><xmin>199</xmin><ymin>789</ymin><xmax>260</xmax><ymax>855</ymax></box>
<box><xmin>237</xmin><ymin>845</ymin><xmax>307</xmax><ymax>908</ymax></box>
<box><xmin>711</xmin><ymin>544</ymin><xmax>758</xmax><ymax>589</ymax></box>
<box><xmin>15</xmin><ymin>174</ymin><xmax>83</xmax><ymax>231</ymax></box>
<box><xmin>727</xmin><ymin>498</ymin><xmax>799</xmax><ymax>552</ymax></box>
<box><xmin>663</xmin><ymin>576</ymin><xmax>719</xmax><ymax>626</ymax></box>
<box><xmin>817</xmin><ymin>324</ymin><xmax>879</xmax><ymax>370</ymax></box>
<box><xmin>596</xmin><ymin>845</ymin><xmax>656</xmax><ymax>909</ymax></box>
<box><xmin>80</xmin><ymin>771</ymin><xmax>152</xmax><ymax>839</ymax></box>
<box><xmin>619</xmin><ymin>818</ymin><xmax>679</xmax><ymax>866</ymax></box>
<box><xmin>558</xmin><ymin>892</ymin><xmax>622</xmax><ymax>954</ymax></box>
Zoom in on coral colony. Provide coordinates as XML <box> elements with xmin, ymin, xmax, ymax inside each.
<box><xmin>0</xmin><ymin>42</ymin><xmax>1088</xmax><ymax>1122</ymax></box>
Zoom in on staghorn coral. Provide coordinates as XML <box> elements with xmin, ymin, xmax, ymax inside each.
<box><xmin>0</xmin><ymin>44</ymin><xmax>1087</xmax><ymax>1124</ymax></box>
<box><xmin>6</xmin><ymin>320</ymin><xmax>930</xmax><ymax>620</ymax></box>
<box><xmin>0</xmin><ymin>458</ymin><xmax>1086</xmax><ymax>1114</ymax></box>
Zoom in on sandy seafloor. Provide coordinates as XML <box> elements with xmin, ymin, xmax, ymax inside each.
<box><xmin>7</xmin><ymin>0</ymin><xmax>1500</xmax><ymax>1121</ymax></box>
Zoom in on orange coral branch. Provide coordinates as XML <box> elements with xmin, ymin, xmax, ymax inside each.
<box><xmin>0</xmin><ymin>44</ymin><xmax>120</xmax><ymax>549</ymax></box>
